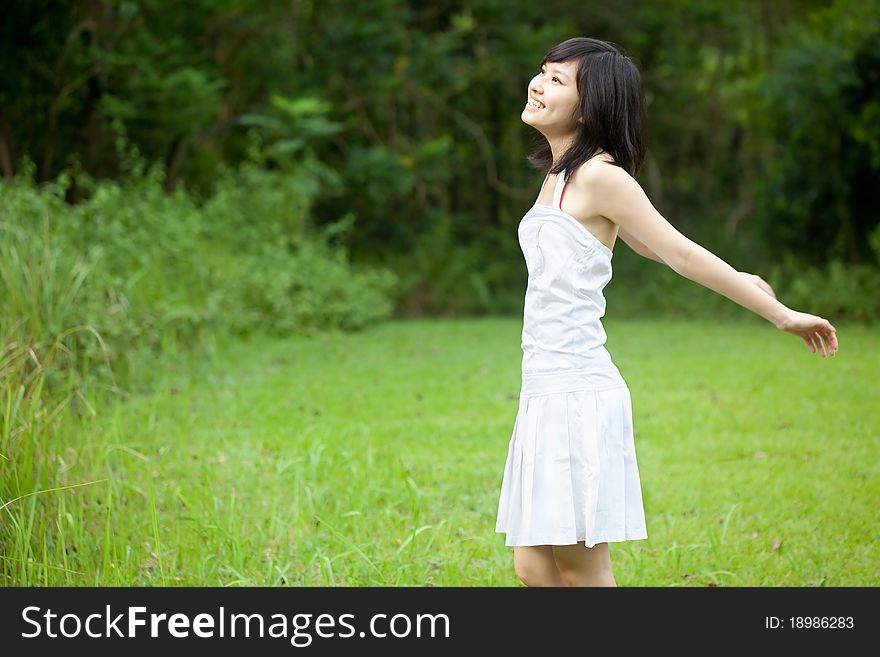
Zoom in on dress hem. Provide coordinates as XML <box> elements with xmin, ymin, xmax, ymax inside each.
<box><xmin>495</xmin><ymin>528</ymin><xmax>648</xmax><ymax>549</ymax></box>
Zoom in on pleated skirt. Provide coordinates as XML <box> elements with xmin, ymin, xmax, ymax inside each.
<box><xmin>495</xmin><ymin>367</ymin><xmax>648</xmax><ymax>549</ymax></box>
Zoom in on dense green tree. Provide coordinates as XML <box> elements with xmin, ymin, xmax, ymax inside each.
<box><xmin>2</xmin><ymin>0</ymin><xmax>877</xmax><ymax>315</ymax></box>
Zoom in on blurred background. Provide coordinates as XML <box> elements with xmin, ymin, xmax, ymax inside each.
<box><xmin>4</xmin><ymin>0</ymin><xmax>879</xmax><ymax>330</ymax></box>
<box><xmin>1</xmin><ymin>0</ymin><xmax>877</xmax><ymax>585</ymax></box>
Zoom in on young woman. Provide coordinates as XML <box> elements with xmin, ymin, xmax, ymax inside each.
<box><xmin>494</xmin><ymin>37</ymin><xmax>839</xmax><ymax>587</ymax></box>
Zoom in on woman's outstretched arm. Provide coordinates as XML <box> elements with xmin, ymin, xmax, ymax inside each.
<box><xmin>618</xmin><ymin>225</ymin><xmax>778</xmax><ymax>296</ymax></box>
<box><xmin>617</xmin><ymin>227</ymin><xmax>776</xmax><ymax>296</ymax></box>
<box><xmin>588</xmin><ymin>165</ymin><xmax>838</xmax><ymax>357</ymax></box>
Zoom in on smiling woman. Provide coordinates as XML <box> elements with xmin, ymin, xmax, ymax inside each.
<box><xmin>524</xmin><ymin>65</ymin><xmax>573</xmax><ymax>112</ymax></box>
<box><xmin>494</xmin><ymin>36</ymin><xmax>839</xmax><ymax>589</ymax></box>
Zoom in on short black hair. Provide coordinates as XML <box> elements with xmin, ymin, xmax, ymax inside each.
<box><xmin>527</xmin><ymin>37</ymin><xmax>649</xmax><ymax>180</ymax></box>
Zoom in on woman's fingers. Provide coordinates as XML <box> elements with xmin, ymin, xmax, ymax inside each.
<box><xmin>821</xmin><ymin>323</ymin><xmax>837</xmax><ymax>356</ymax></box>
<box><xmin>760</xmin><ymin>278</ymin><xmax>777</xmax><ymax>298</ymax></box>
<box><xmin>753</xmin><ymin>275</ymin><xmax>776</xmax><ymax>298</ymax></box>
<box><xmin>809</xmin><ymin>332</ymin><xmax>820</xmax><ymax>357</ymax></box>
<box><xmin>783</xmin><ymin>312</ymin><xmax>839</xmax><ymax>357</ymax></box>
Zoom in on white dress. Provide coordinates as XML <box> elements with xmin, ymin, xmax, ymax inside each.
<box><xmin>495</xmin><ymin>167</ymin><xmax>649</xmax><ymax>549</ymax></box>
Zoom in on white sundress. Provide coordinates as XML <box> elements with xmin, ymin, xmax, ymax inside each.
<box><xmin>494</xmin><ymin>167</ymin><xmax>649</xmax><ymax>549</ymax></box>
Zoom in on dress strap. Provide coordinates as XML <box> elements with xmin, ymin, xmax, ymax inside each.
<box><xmin>552</xmin><ymin>168</ymin><xmax>568</xmax><ymax>209</ymax></box>
<box><xmin>535</xmin><ymin>171</ymin><xmax>551</xmax><ymax>203</ymax></box>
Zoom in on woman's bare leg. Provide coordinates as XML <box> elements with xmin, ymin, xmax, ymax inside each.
<box><xmin>513</xmin><ymin>545</ymin><xmax>567</xmax><ymax>586</ymax></box>
<box><xmin>552</xmin><ymin>541</ymin><xmax>617</xmax><ymax>587</ymax></box>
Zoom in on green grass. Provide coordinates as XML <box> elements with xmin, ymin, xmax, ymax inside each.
<box><xmin>2</xmin><ymin>317</ymin><xmax>877</xmax><ymax>586</ymax></box>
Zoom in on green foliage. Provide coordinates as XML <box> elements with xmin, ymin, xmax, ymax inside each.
<box><xmin>2</xmin><ymin>0</ymin><xmax>879</xmax><ymax>320</ymax></box>
<box><xmin>748</xmin><ymin>0</ymin><xmax>880</xmax><ymax>264</ymax></box>
<box><xmin>0</xmin><ymin>157</ymin><xmax>397</xmax><ymax>569</ymax></box>
<box><xmin>0</xmin><ymin>157</ymin><xmax>397</xmax><ymax>397</ymax></box>
<box><xmin>766</xmin><ymin>221</ymin><xmax>880</xmax><ymax>322</ymax></box>
<box><xmin>237</xmin><ymin>94</ymin><xmax>346</xmax><ymax>166</ymax></box>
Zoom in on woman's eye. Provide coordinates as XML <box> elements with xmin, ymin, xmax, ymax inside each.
<box><xmin>538</xmin><ymin>68</ymin><xmax>560</xmax><ymax>83</ymax></box>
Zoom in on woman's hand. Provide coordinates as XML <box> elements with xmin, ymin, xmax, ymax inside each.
<box><xmin>738</xmin><ymin>271</ymin><xmax>777</xmax><ymax>299</ymax></box>
<box><xmin>737</xmin><ymin>271</ymin><xmax>839</xmax><ymax>357</ymax></box>
<box><xmin>776</xmin><ymin>310</ymin><xmax>839</xmax><ymax>358</ymax></box>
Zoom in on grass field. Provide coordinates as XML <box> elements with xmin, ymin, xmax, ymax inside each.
<box><xmin>2</xmin><ymin>317</ymin><xmax>877</xmax><ymax>586</ymax></box>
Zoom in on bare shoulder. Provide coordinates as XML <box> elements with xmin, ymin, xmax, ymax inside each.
<box><xmin>568</xmin><ymin>155</ymin><xmax>627</xmax><ymax>191</ymax></box>
<box><xmin>577</xmin><ymin>156</ymin><xmax>631</xmax><ymax>187</ymax></box>
<box><xmin>581</xmin><ymin>160</ymin><xmax>650</xmax><ymax>224</ymax></box>
<box><xmin>568</xmin><ymin>155</ymin><xmax>636</xmax><ymax>217</ymax></box>
<box><xmin>569</xmin><ymin>156</ymin><xmax>694</xmax><ymax>270</ymax></box>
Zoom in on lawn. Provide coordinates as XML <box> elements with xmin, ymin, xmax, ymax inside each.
<box><xmin>3</xmin><ymin>317</ymin><xmax>877</xmax><ymax>586</ymax></box>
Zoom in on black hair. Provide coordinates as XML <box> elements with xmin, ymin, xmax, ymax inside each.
<box><xmin>526</xmin><ymin>37</ymin><xmax>649</xmax><ymax>179</ymax></box>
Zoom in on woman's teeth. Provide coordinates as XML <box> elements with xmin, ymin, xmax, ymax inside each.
<box><xmin>527</xmin><ymin>99</ymin><xmax>544</xmax><ymax>109</ymax></box>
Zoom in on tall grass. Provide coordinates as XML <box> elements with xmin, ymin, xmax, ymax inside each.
<box><xmin>0</xmin><ymin>160</ymin><xmax>397</xmax><ymax>583</ymax></box>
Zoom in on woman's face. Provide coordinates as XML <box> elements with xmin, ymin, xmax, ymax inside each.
<box><xmin>522</xmin><ymin>60</ymin><xmax>580</xmax><ymax>132</ymax></box>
